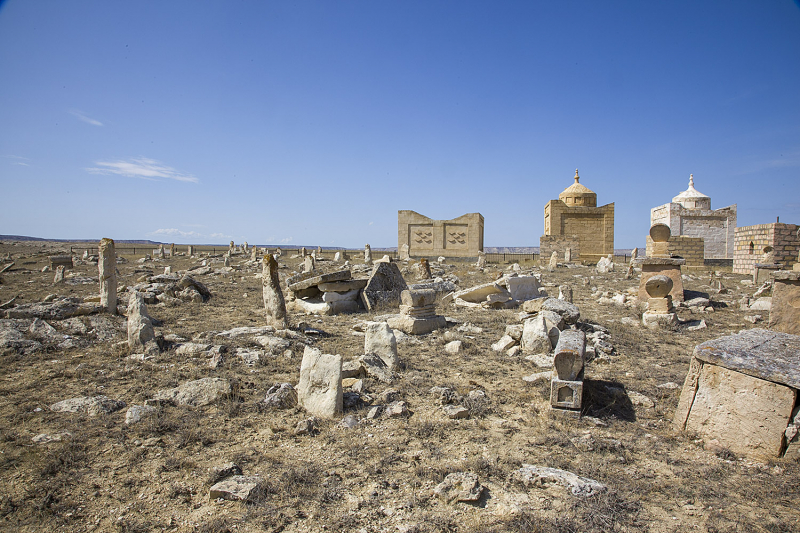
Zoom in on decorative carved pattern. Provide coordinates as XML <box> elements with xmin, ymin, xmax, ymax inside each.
<box><xmin>447</xmin><ymin>231</ymin><xmax>467</xmax><ymax>245</ymax></box>
<box><xmin>414</xmin><ymin>230</ymin><xmax>433</xmax><ymax>245</ymax></box>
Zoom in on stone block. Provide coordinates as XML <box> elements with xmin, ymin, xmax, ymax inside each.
<box><xmin>386</xmin><ymin>314</ymin><xmax>446</xmax><ymax>335</ymax></box>
<box><xmin>674</xmin><ymin>329</ymin><xmax>800</xmax><ymax>459</ymax></box>
<box><xmin>636</xmin><ymin>258</ymin><xmax>685</xmax><ymax>302</ymax></box>
<box><xmin>297</xmin><ymin>346</ymin><xmax>342</xmax><ymax>418</ymax></box>
<box><xmin>769</xmin><ymin>271</ymin><xmax>800</xmax><ymax>335</ymax></box>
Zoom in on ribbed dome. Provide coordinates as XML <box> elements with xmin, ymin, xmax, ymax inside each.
<box><xmin>672</xmin><ymin>174</ymin><xmax>710</xmax><ymax>209</ymax></box>
<box><xmin>559</xmin><ymin>169</ymin><xmax>597</xmax><ymax>207</ymax></box>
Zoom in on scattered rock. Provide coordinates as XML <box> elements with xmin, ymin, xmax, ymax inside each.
<box><xmin>209</xmin><ymin>476</ymin><xmax>263</xmax><ymax>501</ymax></box>
<box><xmin>50</xmin><ymin>395</ymin><xmax>126</xmax><ymax>416</ymax></box>
<box><xmin>263</xmin><ymin>383</ymin><xmax>298</xmax><ymax>409</ymax></box>
<box><xmin>512</xmin><ymin>464</ymin><xmax>606</xmax><ymax>497</ymax></box>
<box><xmin>148</xmin><ymin>378</ymin><xmax>232</xmax><ymax>407</ymax></box>
<box><xmin>434</xmin><ymin>472</ymin><xmax>484</xmax><ymax>503</ymax></box>
<box><xmin>125</xmin><ymin>404</ymin><xmax>157</xmax><ymax>425</ymax></box>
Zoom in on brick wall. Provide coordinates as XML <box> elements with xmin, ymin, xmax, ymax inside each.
<box><xmin>733</xmin><ymin>223</ymin><xmax>800</xmax><ymax>274</ymax></box>
<box><xmin>543</xmin><ymin>200</ymin><xmax>614</xmax><ymax>261</ymax></box>
<box><xmin>646</xmin><ymin>235</ymin><xmax>705</xmax><ymax>267</ymax></box>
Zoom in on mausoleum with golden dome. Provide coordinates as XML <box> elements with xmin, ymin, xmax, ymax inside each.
<box><xmin>541</xmin><ymin>169</ymin><xmax>615</xmax><ymax>262</ymax></box>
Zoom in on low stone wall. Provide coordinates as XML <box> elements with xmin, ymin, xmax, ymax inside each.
<box><xmin>539</xmin><ymin>235</ymin><xmax>580</xmax><ymax>264</ymax></box>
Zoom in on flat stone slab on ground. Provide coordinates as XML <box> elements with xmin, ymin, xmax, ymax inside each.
<box><xmin>288</xmin><ymin>269</ymin><xmax>352</xmax><ymax>291</ymax></box>
<box><xmin>209</xmin><ymin>476</ymin><xmax>263</xmax><ymax>501</ymax></box>
<box><xmin>511</xmin><ymin>464</ymin><xmax>606</xmax><ymax>497</ymax></box>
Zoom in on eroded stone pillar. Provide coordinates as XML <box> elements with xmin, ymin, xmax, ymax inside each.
<box><xmin>99</xmin><ymin>238</ymin><xmax>117</xmax><ymax>314</ymax></box>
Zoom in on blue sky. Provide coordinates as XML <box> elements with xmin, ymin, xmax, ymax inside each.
<box><xmin>1</xmin><ymin>1</ymin><xmax>798</xmax><ymax>248</ymax></box>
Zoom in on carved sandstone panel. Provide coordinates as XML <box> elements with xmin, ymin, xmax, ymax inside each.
<box><xmin>444</xmin><ymin>224</ymin><xmax>469</xmax><ymax>250</ymax></box>
<box><xmin>410</xmin><ymin>225</ymin><xmax>434</xmax><ymax>249</ymax></box>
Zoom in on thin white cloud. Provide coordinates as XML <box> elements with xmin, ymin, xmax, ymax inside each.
<box><xmin>87</xmin><ymin>157</ymin><xmax>199</xmax><ymax>183</ymax></box>
<box><xmin>69</xmin><ymin>109</ymin><xmax>103</xmax><ymax>126</ymax></box>
<box><xmin>280</xmin><ymin>237</ymin><xmax>293</xmax><ymax>243</ymax></box>
<box><xmin>148</xmin><ymin>228</ymin><xmax>232</xmax><ymax>241</ymax></box>
<box><xmin>2</xmin><ymin>155</ymin><xmax>30</xmax><ymax>166</ymax></box>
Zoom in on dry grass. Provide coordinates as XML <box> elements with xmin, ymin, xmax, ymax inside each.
<box><xmin>0</xmin><ymin>241</ymin><xmax>797</xmax><ymax>532</ymax></box>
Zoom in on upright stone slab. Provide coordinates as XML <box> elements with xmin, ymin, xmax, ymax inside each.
<box><xmin>187</xmin><ymin>245</ymin><xmax>194</xmax><ymax>256</ymax></box>
<box><xmin>262</xmin><ymin>254</ymin><xmax>288</xmax><ymax>329</ymax></box>
<box><xmin>674</xmin><ymin>329</ymin><xmax>800</xmax><ymax>459</ymax></box>
<box><xmin>53</xmin><ymin>265</ymin><xmax>65</xmax><ymax>284</ymax></box>
<box><xmin>506</xmin><ymin>276</ymin><xmax>542</xmax><ymax>301</ymax></box>
<box><xmin>170</xmin><ymin>243</ymin><xmax>175</xmax><ymax>257</ymax></box>
<box><xmin>297</xmin><ymin>346</ymin><xmax>342</xmax><ymax>418</ymax></box>
<box><xmin>304</xmin><ymin>255</ymin><xmax>315</xmax><ymax>273</ymax></box>
<box><xmin>364</xmin><ymin>321</ymin><xmax>399</xmax><ymax>370</ymax></box>
<box><xmin>399</xmin><ymin>244</ymin><xmax>410</xmax><ymax>261</ymax></box>
<box><xmin>361</xmin><ymin>261</ymin><xmax>408</xmax><ymax>311</ymax></box>
<box><xmin>98</xmin><ymin>238</ymin><xmax>117</xmax><ymax>314</ymax></box>
<box><xmin>476</xmin><ymin>251</ymin><xmax>486</xmax><ymax>269</ymax></box>
<box><xmin>127</xmin><ymin>292</ymin><xmax>155</xmax><ymax>351</ymax></box>
<box><xmin>769</xmin><ymin>271</ymin><xmax>800</xmax><ymax>335</ymax></box>
<box><xmin>548</xmin><ymin>251</ymin><xmax>558</xmax><ymax>272</ymax></box>
<box><xmin>364</xmin><ymin>244</ymin><xmax>372</xmax><ymax>264</ymax></box>
<box><xmin>398</xmin><ymin>210</ymin><xmax>484</xmax><ymax>259</ymax></box>
<box><xmin>564</xmin><ymin>247</ymin><xmax>572</xmax><ymax>263</ymax></box>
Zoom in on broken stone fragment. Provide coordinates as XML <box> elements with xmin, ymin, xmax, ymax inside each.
<box><xmin>263</xmin><ymin>383</ymin><xmax>297</xmax><ymax>409</ymax></box>
<box><xmin>297</xmin><ymin>346</ymin><xmax>343</xmax><ymax>418</ymax></box>
<box><xmin>50</xmin><ymin>395</ymin><xmax>126</xmax><ymax>417</ymax></box>
<box><xmin>434</xmin><ymin>472</ymin><xmax>484</xmax><ymax>503</ymax></box>
<box><xmin>147</xmin><ymin>378</ymin><xmax>232</xmax><ymax>407</ymax></box>
<box><xmin>443</xmin><ymin>404</ymin><xmax>469</xmax><ymax>419</ymax></box>
<box><xmin>125</xmin><ymin>404</ymin><xmax>157</xmax><ymax>425</ymax></box>
<box><xmin>512</xmin><ymin>464</ymin><xmax>606</xmax><ymax>497</ymax></box>
<box><xmin>209</xmin><ymin>476</ymin><xmax>263</xmax><ymax>502</ymax></box>
<box><xmin>364</xmin><ymin>321</ymin><xmax>398</xmax><ymax>370</ymax></box>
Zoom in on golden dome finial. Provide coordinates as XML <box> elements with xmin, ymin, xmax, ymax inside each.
<box><xmin>574</xmin><ymin>169</ymin><xmax>580</xmax><ymax>183</ymax></box>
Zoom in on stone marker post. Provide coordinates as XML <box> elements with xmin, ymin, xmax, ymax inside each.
<box><xmin>399</xmin><ymin>244</ymin><xmax>410</xmax><ymax>261</ymax></box>
<box><xmin>262</xmin><ymin>254</ymin><xmax>288</xmax><ymax>329</ymax></box>
<box><xmin>364</xmin><ymin>244</ymin><xmax>372</xmax><ymax>264</ymax></box>
<box><xmin>187</xmin><ymin>245</ymin><xmax>194</xmax><ymax>256</ymax></box>
<box><xmin>548</xmin><ymin>251</ymin><xmax>558</xmax><ymax>272</ymax></box>
<box><xmin>99</xmin><ymin>238</ymin><xmax>117</xmax><ymax>314</ymax></box>
<box><xmin>476</xmin><ymin>251</ymin><xmax>486</xmax><ymax>269</ymax></box>
<box><xmin>170</xmin><ymin>243</ymin><xmax>175</xmax><ymax>257</ymax></box>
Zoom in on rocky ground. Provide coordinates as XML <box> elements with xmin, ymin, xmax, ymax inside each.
<box><xmin>0</xmin><ymin>240</ymin><xmax>797</xmax><ymax>533</ymax></box>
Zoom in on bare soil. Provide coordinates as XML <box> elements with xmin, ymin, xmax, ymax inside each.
<box><xmin>0</xmin><ymin>240</ymin><xmax>797</xmax><ymax>533</ymax></box>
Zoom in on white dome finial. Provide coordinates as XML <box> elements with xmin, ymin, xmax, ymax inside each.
<box><xmin>689</xmin><ymin>174</ymin><xmax>694</xmax><ymax>187</ymax></box>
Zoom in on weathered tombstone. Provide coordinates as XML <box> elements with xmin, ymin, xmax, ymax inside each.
<box><xmin>251</xmin><ymin>247</ymin><xmax>257</xmax><ymax>261</ymax></box>
<box><xmin>311</xmin><ymin>249</ymin><xmax>317</xmax><ymax>260</ymax></box>
<box><xmin>769</xmin><ymin>271</ymin><xmax>800</xmax><ymax>335</ymax></box>
<box><xmin>642</xmin><ymin>275</ymin><xmax>677</xmax><ymax>328</ymax></box>
<box><xmin>98</xmin><ymin>238</ymin><xmax>117</xmax><ymax>314</ymax></box>
<box><xmin>229</xmin><ymin>241</ymin><xmax>235</xmax><ymax>254</ymax></box>
<box><xmin>364</xmin><ymin>244</ymin><xmax>372</xmax><ymax>264</ymax></box>
<box><xmin>187</xmin><ymin>245</ymin><xmax>194</xmax><ymax>256</ymax></box>
<box><xmin>387</xmin><ymin>289</ymin><xmax>446</xmax><ymax>335</ymax></box>
<box><xmin>297</xmin><ymin>346</ymin><xmax>342</xmax><ymax>418</ymax></box>
<box><xmin>224</xmin><ymin>256</ymin><xmax>231</xmax><ymax>267</ymax></box>
<box><xmin>551</xmin><ymin>330</ymin><xmax>586</xmax><ymax>411</ymax></box>
<box><xmin>127</xmin><ymin>292</ymin><xmax>155</xmax><ymax>351</ymax></box>
<box><xmin>53</xmin><ymin>265</ymin><xmax>65</xmax><ymax>284</ymax></box>
<box><xmin>361</xmin><ymin>261</ymin><xmax>408</xmax><ymax>311</ymax></box>
<box><xmin>364</xmin><ymin>321</ymin><xmax>399</xmax><ymax>370</ymax></box>
<box><xmin>276</xmin><ymin>248</ymin><xmax>282</xmax><ymax>257</ymax></box>
<box><xmin>170</xmin><ymin>243</ymin><xmax>175</xmax><ymax>257</ymax></box>
<box><xmin>564</xmin><ymin>247</ymin><xmax>572</xmax><ymax>263</ymax></box>
<box><xmin>635</xmin><ymin>224</ymin><xmax>685</xmax><ymax>302</ymax></box>
<box><xmin>262</xmin><ymin>254</ymin><xmax>288</xmax><ymax>329</ymax></box>
<box><xmin>334</xmin><ymin>251</ymin><xmax>341</xmax><ymax>262</ymax></box>
<box><xmin>596</xmin><ymin>254</ymin><xmax>614</xmax><ymax>273</ymax></box>
<box><xmin>303</xmin><ymin>255</ymin><xmax>315</xmax><ymax>273</ymax></box>
<box><xmin>300</xmin><ymin>247</ymin><xmax>307</xmax><ymax>258</ymax></box>
<box><xmin>158</xmin><ymin>244</ymin><xmax>165</xmax><ymax>259</ymax></box>
<box><xmin>548</xmin><ymin>251</ymin><xmax>558</xmax><ymax>272</ymax></box>
<box><xmin>674</xmin><ymin>329</ymin><xmax>800</xmax><ymax>460</ymax></box>
<box><xmin>243</xmin><ymin>242</ymin><xmax>248</xmax><ymax>253</ymax></box>
<box><xmin>558</xmin><ymin>284</ymin><xmax>573</xmax><ymax>303</ymax></box>
<box><xmin>476</xmin><ymin>251</ymin><xmax>486</xmax><ymax>269</ymax></box>
<box><xmin>412</xmin><ymin>258</ymin><xmax>432</xmax><ymax>281</ymax></box>
<box><xmin>399</xmin><ymin>243</ymin><xmax>410</xmax><ymax>261</ymax></box>
<box><xmin>82</xmin><ymin>250</ymin><xmax>89</xmax><ymax>260</ymax></box>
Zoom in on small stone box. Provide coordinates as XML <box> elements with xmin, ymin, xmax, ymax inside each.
<box><xmin>674</xmin><ymin>329</ymin><xmax>800</xmax><ymax>460</ymax></box>
<box><xmin>550</xmin><ymin>379</ymin><xmax>583</xmax><ymax>410</ymax></box>
<box><xmin>49</xmin><ymin>255</ymin><xmax>74</xmax><ymax>270</ymax></box>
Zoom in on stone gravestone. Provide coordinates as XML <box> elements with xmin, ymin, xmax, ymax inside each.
<box><xmin>53</xmin><ymin>265</ymin><xmax>65</xmax><ymax>284</ymax></box>
<box><xmin>361</xmin><ymin>261</ymin><xmax>408</xmax><ymax>311</ymax></box>
<box><xmin>303</xmin><ymin>255</ymin><xmax>315</xmax><ymax>273</ymax></box>
<box><xmin>387</xmin><ymin>289</ymin><xmax>446</xmax><ymax>335</ymax></box>
<box><xmin>550</xmin><ymin>330</ymin><xmax>587</xmax><ymax>411</ymax></box>
<box><xmin>548</xmin><ymin>251</ymin><xmax>558</xmax><ymax>272</ymax></box>
<box><xmin>297</xmin><ymin>346</ymin><xmax>342</xmax><ymax>419</ymax></box>
<box><xmin>635</xmin><ymin>225</ymin><xmax>685</xmax><ymax>303</ymax></box>
<box><xmin>364</xmin><ymin>321</ymin><xmax>399</xmax><ymax>370</ymax></box>
<box><xmin>98</xmin><ymin>238</ymin><xmax>117</xmax><ymax>314</ymax></box>
<box><xmin>399</xmin><ymin>243</ymin><xmax>410</xmax><ymax>261</ymax></box>
<box><xmin>641</xmin><ymin>275</ymin><xmax>677</xmax><ymax>328</ymax></box>
<box><xmin>476</xmin><ymin>251</ymin><xmax>486</xmax><ymax>269</ymax></box>
<box><xmin>564</xmin><ymin>247</ymin><xmax>571</xmax><ymax>263</ymax></box>
<box><xmin>674</xmin><ymin>329</ymin><xmax>800</xmax><ymax>460</ymax></box>
<box><xmin>187</xmin><ymin>245</ymin><xmax>194</xmax><ymax>256</ymax></box>
<box><xmin>262</xmin><ymin>254</ymin><xmax>288</xmax><ymax>329</ymax></box>
<box><xmin>364</xmin><ymin>244</ymin><xmax>372</xmax><ymax>264</ymax></box>
<box><xmin>769</xmin><ymin>271</ymin><xmax>800</xmax><ymax>335</ymax></box>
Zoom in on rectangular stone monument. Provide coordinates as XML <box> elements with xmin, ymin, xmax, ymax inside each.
<box><xmin>674</xmin><ymin>329</ymin><xmax>800</xmax><ymax>460</ymax></box>
<box><xmin>550</xmin><ymin>330</ymin><xmax>586</xmax><ymax>411</ymax></box>
<box><xmin>769</xmin><ymin>271</ymin><xmax>800</xmax><ymax>335</ymax></box>
<box><xmin>398</xmin><ymin>210</ymin><xmax>483</xmax><ymax>259</ymax></box>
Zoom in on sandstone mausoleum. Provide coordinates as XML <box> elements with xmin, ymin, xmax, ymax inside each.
<box><xmin>650</xmin><ymin>175</ymin><xmax>736</xmax><ymax>262</ymax></box>
<box><xmin>397</xmin><ymin>210</ymin><xmax>484</xmax><ymax>259</ymax></box>
<box><xmin>541</xmin><ymin>169</ymin><xmax>614</xmax><ymax>263</ymax></box>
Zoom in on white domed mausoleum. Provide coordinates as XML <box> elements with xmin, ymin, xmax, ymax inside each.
<box><xmin>650</xmin><ymin>175</ymin><xmax>736</xmax><ymax>262</ymax></box>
